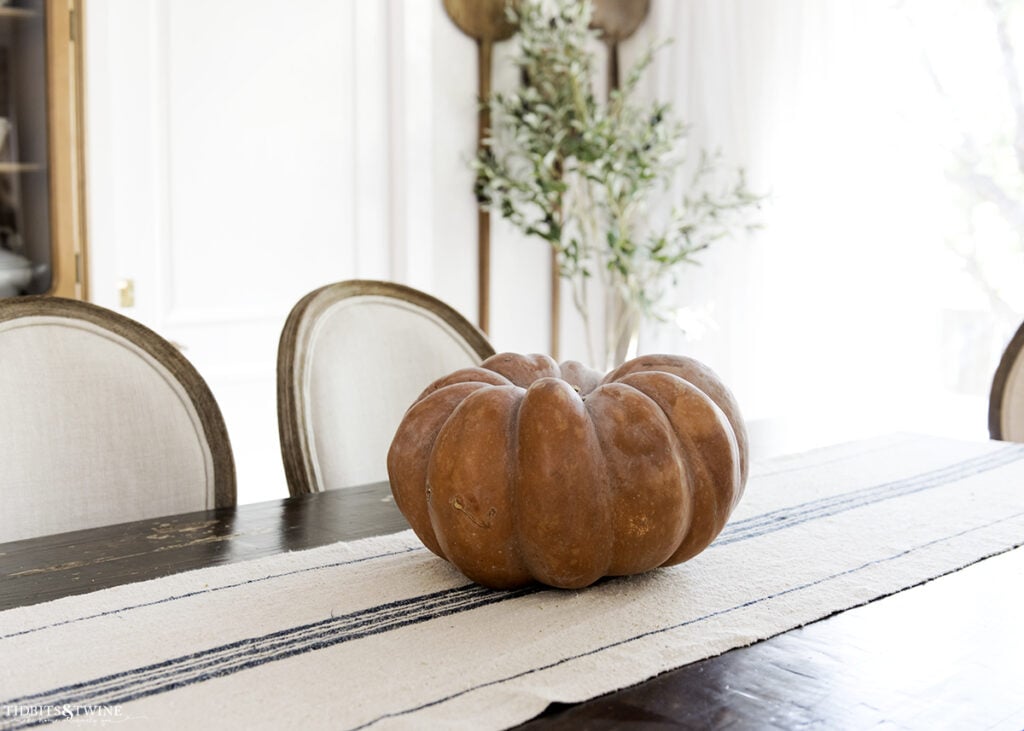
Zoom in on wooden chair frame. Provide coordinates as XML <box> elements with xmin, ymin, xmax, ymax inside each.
<box><xmin>989</xmin><ymin>319</ymin><xmax>1024</xmax><ymax>441</ymax></box>
<box><xmin>0</xmin><ymin>295</ymin><xmax>236</xmax><ymax>507</ymax></box>
<box><xmin>277</xmin><ymin>279</ymin><xmax>494</xmax><ymax>495</ymax></box>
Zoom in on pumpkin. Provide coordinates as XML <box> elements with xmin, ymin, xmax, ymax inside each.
<box><xmin>386</xmin><ymin>352</ymin><xmax>748</xmax><ymax>590</ymax></box>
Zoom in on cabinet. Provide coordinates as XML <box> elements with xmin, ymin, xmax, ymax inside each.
<box><xmin>0</xmin><ymin>0</ymin><xmax>85</xmax><ymax>299</ymax></box>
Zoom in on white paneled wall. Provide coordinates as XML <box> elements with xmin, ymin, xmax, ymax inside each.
<box><xmin>83</xmin><ymin>0</ymin><xmax>563</xmax><ymax>503</ymax></box>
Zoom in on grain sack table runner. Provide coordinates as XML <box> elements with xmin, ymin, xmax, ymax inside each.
<box><xmin>3</xmin><ymin>433</ymin><xmax>1024</xmax><ymax>729</ymax></box>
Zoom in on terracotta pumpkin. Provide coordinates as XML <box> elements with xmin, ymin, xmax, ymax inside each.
<box><xmin>387</xmin><ymin>352</ymin><xmax>748</xmax><ymax>590</ymax></box>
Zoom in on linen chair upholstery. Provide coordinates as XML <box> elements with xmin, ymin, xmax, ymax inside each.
<box><xmin>278</xmin><ymin>279</ymin><xmax>495</xmax><ymax>495</ymax></box>
<box><xmin>990</xmin><ymin>319</ymin><xmax>1024</xmax><ymax>442</ymax></box>
<box><xmin>0</xmin><ymin>296</ymin><xmax>235</xmax><ymax>541</ymax></box>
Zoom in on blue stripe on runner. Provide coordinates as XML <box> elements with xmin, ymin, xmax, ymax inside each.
<box><xmin>719</xmin><ymin>443</ymin><xmax>1024</xmax><ymax>545</ymax></box>
<box><xmin>0</xmin><ymin>546</ymin><xmax>424</xmax><ymax>642</ymax></box>
<box><xmin>21</xmin><ymin>584</ymin><xmax>501</xmax><ymax>708</ymax></box>
<box><xmin>0</xmin><ymin>583</ymin><xmax>537</xmax><ymax>730</ymax></box>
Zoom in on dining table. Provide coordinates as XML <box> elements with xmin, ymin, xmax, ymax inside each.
<box><xmin>1</xmin><ymin>428</ymin><xmax>1023</xmax><ymax>729</ymax></box>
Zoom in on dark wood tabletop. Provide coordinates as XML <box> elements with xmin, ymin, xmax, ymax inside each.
<box><xmin>1</xmin><ymin>476</ymin><xmax>1021</xmax><ymax>730</ymax></box>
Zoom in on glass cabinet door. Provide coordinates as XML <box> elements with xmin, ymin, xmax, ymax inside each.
<box><xmin>0</xmin><ymin>0</ymin><xmax>84</xmax><ymax>299</ymax></box>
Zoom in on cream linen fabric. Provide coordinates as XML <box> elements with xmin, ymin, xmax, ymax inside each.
<box><xmin>2</xmin><ymin>434</ymin><xmax>1023</xmax><ymax>730</ymax></box>
<box><xmin>0</xmin><ymin>318</ymin><xmax>214</xmax><ymax>541</ymax></box>
<box><xmin>305</xmin><ymin>295</ymin><xmax>484</xmax><ymax>488</ymax></box>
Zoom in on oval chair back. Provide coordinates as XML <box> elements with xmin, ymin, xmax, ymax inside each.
<box><xmin>277</xmin><ymin>280</ymin><xmax>494</xmax><ymax>494</ymax></box>
<box><xmin>0</xmin><ymin>296</ymin><xmax>235</xmax><ymax>541</ymax></box>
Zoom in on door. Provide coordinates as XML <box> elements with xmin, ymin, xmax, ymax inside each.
<box><xmin>83</xmin><ymin>0</ymin><xmax>444</xmax><ymax>503</ymax></box>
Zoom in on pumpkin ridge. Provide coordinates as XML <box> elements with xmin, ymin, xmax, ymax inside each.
<box><xmin>557</xmin><ymin>359</ymin><xmax>603</xmax><ymax>397</ymax></box>
<box><xmin>605</xmin><ymin>354</ymin><xmax>748</xmax><ymax>485</ymax></box>
<box><xmin>515</xmin><ymin>378</ymin><xmax>612</xmax><ymax>588</ymax></box>
<box><xmin>619</xmin><ymin>371</ymin><xmax>740</xmax><ymax>565</ymax></box>
<box><xmin>482</xmin><ymin>352</ymin><xmax>560</xmax><ymax>388</ymax></box>
<box><xmin>583</xmin><ymin>381</ymin><xmax>688</xmax><ymax>575</ymax></box>
<box><xmin>415</xmin><ymin>380</ymin><xmax>503</xmax><ymax>410</ymax></box>
<box><xmin>580</xmin><ymin>387</ymin><xmax>628</xmax><ymax>579</ymax></box>
<box><xmin>426</xmin><ymin>384</ymin><xmax>532</xmax><ymax>587</ymax></box>
<box><xmin>388</xmin><ymin>381</ymin><xmax>500</xmax><ymax>557</ymax></box>
<box><xmin>416</xmin><ymin>365</ymin><xmax>513</xmax><ymax>402</ymax></box>
<box><xmin>600</xmin><ymin>377</ymin><xmax>695</xmax><ymax>561</ymax></box>
<box><xmin>506</xmin><ymin>384</ymin><xmax>527</xmax><ymax>583</ymax></box>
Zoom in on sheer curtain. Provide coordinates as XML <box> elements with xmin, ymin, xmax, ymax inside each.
<box><xmin>629</xmin><ymin>0</ymin><xmax>1016</xmax><ymax>442</ymax></box>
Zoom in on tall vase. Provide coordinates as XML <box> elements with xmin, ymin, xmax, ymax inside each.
<box><xmin>603</xmin><ymin>285</ymin><xmax>641</xmax><ymax>372</ymax></box>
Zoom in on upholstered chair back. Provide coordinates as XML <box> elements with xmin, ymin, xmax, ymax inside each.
<box><xmin>0</xmin><ymin>297</ymin><xmax>235</xmax><ymax>541</ymax></box>
<box><xmin>277</xmin><ymin>280</ymin><xmax>494</xmax><ymax>494</ymax></box>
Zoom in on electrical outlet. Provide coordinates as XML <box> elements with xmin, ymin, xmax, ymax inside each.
<box><xmin>118</xmin><ymin>279</ymin><xmax>135</xmax><ymax>308</ymax></box>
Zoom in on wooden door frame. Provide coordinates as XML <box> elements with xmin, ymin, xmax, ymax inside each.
<box><xmin>45</xmin><ymin>0</ymin><xmax>87</xmax><ymax>299</ymax></box>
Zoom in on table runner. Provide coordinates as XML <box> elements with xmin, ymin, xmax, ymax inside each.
<box><xmin>2</xmin><ymin>433</ymin><xmax>1023</xmax><ymax>729</ymax></box>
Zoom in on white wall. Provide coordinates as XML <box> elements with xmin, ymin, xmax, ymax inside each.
<box><xmin>83</xmin><ymin>0</ymin><xmax>1006</xmax><ymax>505</ymax></box>
<box><xmin>83</xmin><ymin>0</ymin><xmax>562</xmax><ymax>503</ymax></box>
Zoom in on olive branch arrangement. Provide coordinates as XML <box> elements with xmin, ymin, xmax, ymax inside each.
<box><xmin>473</xmin><ymin>0</ymin><xmax>761</xmax><ymax>368</ymax></box>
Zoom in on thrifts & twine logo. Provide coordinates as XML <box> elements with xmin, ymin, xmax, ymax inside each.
<box><xmin>3</xmin><ymin>703</ymin><xmax>129</xmax><ymax>725</ymax></box>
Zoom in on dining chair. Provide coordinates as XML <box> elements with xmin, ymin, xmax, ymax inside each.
<box><xmin>990</xmin><ymin>318</ymin><xmax>1024</xmax><ymax>442</ymax></box>
<box><xmin>0</xmin><ymin>296</ymin><xmax>236</xmax><ymax>541</ymax></box>
<box><xmin>277</xmin><ymin>279</ymin><xmax>495</xmax><ymax>494</ymax></box>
